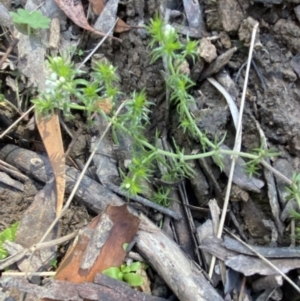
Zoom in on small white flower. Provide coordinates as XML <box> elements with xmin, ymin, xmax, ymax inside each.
<box><xmin>163</xmin><ymin>24</ymin><xmax>175</xmax><ymax>38</ymax></box>
<box><xmin>52</xmin><ymin>57</ymin><xmax>62</xmax><ymax>63</ymax></box>
<box><xmin>50</xmin><ymin>72</ymin><xmax>57</xmax><ymax>81</ymax></box>
<box><xmin>59</xmin><ymin>76</ymin><xmax>66</xmax><ymax>83</ymax></box>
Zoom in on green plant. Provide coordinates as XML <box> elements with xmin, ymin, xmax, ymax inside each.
<box><xmin>32</xmin><ymin>56</ymin><xmax>119</xmax><ymax>119</ymax></box>
<box><xmin>102</xmin><ymin>261</ymin><xmax>144</xmax><ymax>287</ymax></box>
<box><xmin>286</xmin><ymin>174</ymin><xmax>300</xmax><ymax>240</ymax></box>
<box><xmin>0</xmin><ymin>222</ymin><xmax>19</xmax><ymax>260</ymax></box>
<box><xmin>10</xmin><ymin>9</ymin><xmax>50</xmax><ymax>36</ymax></box>
<box><xmin>69</xmin><ymin>46</ymin><xmax>84</xmax><ymax>57</ymax></box>
<box><xmin>49</xmin><ymin>258</ymin><xmax>58</xmax><ymax>269</ymax></box>
<box><xmin>122</xmin><ymin>243</ymin><xmax>129</xmax><ymax>251</ymax></box>
<box><xmin>31</xmin><ymin>16</ymin><xmax>283</xmax><ymax>204</ymax></box>
<box><xmin>287</xmin><ymin>173</ymin><xmax>300</xmax><ymax>206</ymax></box>
<box><xmin>152</xmin><ymin>187</ymin><xmax>173</xmax><ymax>206</ymax></box>
<box><xmin>245</xmin><ymin>141</ymin><xmax>280</xmax><ymax>177</ymax></box>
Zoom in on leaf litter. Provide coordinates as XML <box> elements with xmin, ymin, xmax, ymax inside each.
<box><xmin>1</xmin><ymin>0</ymin><xmax>300</xmax><ymax>300</ymax></box>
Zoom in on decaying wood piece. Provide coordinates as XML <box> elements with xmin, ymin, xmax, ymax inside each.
<box><xmin>223</xmin><ymin>236</ymin><xmax>300</xmax><ymax>258</ymax></box>
<box><xmin>0</xmin><ymin>144</ymin><xmax>125</xmax><ymax>213</ymax></box>
<box><xmin>252</xmin><ymin>275</ymin><xmax>283</xmax><ymax>292</ymax></box>
<box><xmin>137</xmin><ymin>215</ymin><xmax>224</xmax><ymax>301</ymax></box>
<box><xmin>0</xmin><ymin>274</ymin><xmax>167</xmax><ymax>301</ymax></box>
<box><xmin>200</xmin><ymin>236</ymin><xmax>300</xmax><ymax>276</ymax></box>
<box><xmin>104</xmin><ymin>182</ymin><xmax>182</xmax><ymax>220</ymax></box>
<box><xmin>0</xmin><ymin>145</ymin><xmax>181</xmax><ymax>220</ymax></box>
<box><xmin>183</xmin><ymin>0</ymin><xmax>205</xmax><ymax>31</ymax></box>
<box><xmin>225</xmin><ymin>255</ymin><xmax>300</xmax><ymax>276</ymax></box>
<box><xmin>0</xmin><ymin>171</ymin><xmax>24</xmax><ymax>191</ymax></box>
<box><xmin>55</xmin><ymin>204</ymin><xmax>140</xmax><ymax>283</ymax></box>
<box><xmin>14</xmin><ymin>179</ymin><xmax>57</xmax><ymax>273</ymax></box>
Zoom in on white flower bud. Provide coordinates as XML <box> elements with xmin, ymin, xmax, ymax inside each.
<box><xmin>52</xmin><ymin>57</ymin><xmax>62</xmax><ymax>63</ymax></box>
<box><xmin>164</xmin><ymin>24</ymin><xmax>175</xmax><ymax>38</ymax></box>
<box><xmin>59</xmin><ymin>76</ymin><xmax>66</xmax><ymax>83</ymax></box>
<box><xmin>50</xmin><ymin>73</ymin><xmax>57</xmax><ymax>81</ymax></box>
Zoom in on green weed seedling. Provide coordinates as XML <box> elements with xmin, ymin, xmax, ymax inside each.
<box><xmin>153</xmin><ymin>187</ymin><xmax>173</xmax><ymax>207</ymax></box>
<box><xmin>102</xmin><ymin>261</ymin><xmax>144</xmax><ymax>287</ymax></box>
<box><xmin>32</xmin><ymin>15</ymin><xmax>287</xmax><ymax>210</ymax></box>
<box><xmin>32</xmin><ymin>56</ymin><xmax>119</xmax><ymax>119</ymax></box>
<box><xmin>10</xmin><ymin>9</ymin><xmax>50</xmax><ymax>35</ymax></box>
<box><xmin>286</xmin><ymin>173</ymin><xmax>300</xmax><ymax>239</ymax></box>
<box><xmin>0</xmin><ymin>222</ymin><xmax>19</xmax><ymax>260</ymax></box>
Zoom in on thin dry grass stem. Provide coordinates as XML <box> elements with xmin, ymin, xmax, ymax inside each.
<box><xmin>238</xmin><ymin>276</ymin><xmax>246</xmax><ymax>301</ymax></box>
<box><xmin>3</xmin><ymin>271</ymin><xmax>56</xmax><ymax>277</ymax></box>
<box><xmin>0</xmin><ymin>105</ymin><xmax>35</xmax><ymax>139</ymax></box>
<box><xmin>0</xmin><ymin>230</ymin><xmax>78</xmax><ymax>270</ymax></box>
<box><xmin>226</xmin><ymin>230</ymin><xmax>300</xmax><ymax>293</ymax></box>
<box><xmin>260</xmin><ymin>159</ymin><xmax>292</xmax><ymax>185</ymax></box>
<box><xmin>2</xmin><ymin>272</ymin><xmax>56</xmax><ymax>277</ymax></box>
<box><xmin>208</xmin><ymin>22</ymin><xmax>259</xmax><ymax>278</ymax></box>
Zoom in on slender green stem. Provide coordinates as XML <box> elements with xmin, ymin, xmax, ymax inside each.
<box><xmin>68</xmin><ymin>104</ymin><xmax>86</xmax><ymax>110</ymax></box>
<box><xmin>167</xmin><ymin>55</ymin><xmax>176</xmax><ymax>75</ymax></box>
<box><xmin>183</xmin><ymin>105</ymin><xmax>215</xmax><ymax>149</ymax></box>
<box><xmin>115</xmin><ymin>121</ymin><xmax>259</xmax><ymax>161</ymax></box>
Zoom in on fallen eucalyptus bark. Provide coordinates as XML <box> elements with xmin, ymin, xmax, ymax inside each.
<box><xmin>223</xmin><ymin>236</ymin><xmax>300</xmax><ymax>258</ymax></box>
<box><xmin>136</xmin><ymin>216</ymin><xmax>223</xmax><ymax>301</ymax></box>
<box><xmin>0</xmin><ymin>144</ymin><xmax>124</xmax><ymax>214</ymax></box>
<box><xmin>200</xmin><ymin>236</ymin><xmax>300</xmax><ymax>276</ymax></box>
<box><xmin>0</xmin><ymin>274</ymin><xmax>166</xmax><ymax>301</ymax></box>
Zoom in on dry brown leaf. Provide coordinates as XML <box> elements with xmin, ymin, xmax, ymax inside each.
<box><xmin>53</xmin><ymin>0</ymin><xmax>110</xmax><ymax>37</ymax></box>
<box><xmin>89</xmin><ymin>0</ymin><xmax>105</xmax><ymax>16</ymax></box>
<box><xmin>95</xmin><ymin>98</ymin><xmax>113</xmax><ymax>114</ymax></box>
<box><xmin>114</xmin><ymin>19</ymin><xmax>131</xmax><ymax>33</ymax></box>
<box><xmin>55</xmin><ymin>204</ymin><xmax>140</xmax><ymax>283</ymax></box>
<box><xmin>89</xmin><ymin>0</ymin><xmax>131</xmax><ymax>33</ymax></box>
<box><xmin>89</xmin><ymin>0</ymin><xmax>104</xmax><ymax>15</ymax></box>
<box><xmin>36</xmin><ymin>112</ymin><xmax>65</xmax><ymax>216</ymax></box>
